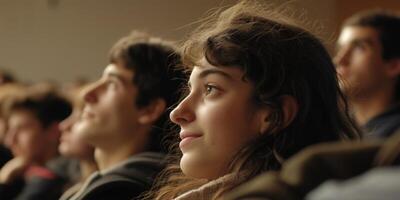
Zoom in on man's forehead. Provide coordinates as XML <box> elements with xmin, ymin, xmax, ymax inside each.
<box><xmin>103</xmin><ymin>64</ymin><xmax>123</xmax><ymax>74</ymax></box>
<box><xmin>339</xmin><ymin>26</ymin><xmax>380</xmax><ymax>45</ymax></box>
<box><xmin>9</xmin><ymin>110</ymin><xmax>38</xmax><ymax>125</ymax></box>
<box><xmin>103</xmin><ymin>64</ymin><xmax>133</xmax><ymax>79</ymax></box>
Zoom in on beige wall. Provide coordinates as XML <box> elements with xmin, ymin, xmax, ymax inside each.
<box><xmin>0</xmin><ymin>0</ymin><xmax>238</xmax><ymax>83</ymax></box>
<box><xmin>336</xmin><ymin>0</ymin><xmax>400</xmax><ymax>27</ymax></box>
<box><xmin>0</xmin><ymin>0</ymin><xmax>398</xmax><ymax>84</ymax></box>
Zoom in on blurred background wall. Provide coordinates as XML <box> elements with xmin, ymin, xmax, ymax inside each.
<box><xmin>0</xmin><ymin>0</ymin><xmax>399</xmax><ymax>84</ymax></box>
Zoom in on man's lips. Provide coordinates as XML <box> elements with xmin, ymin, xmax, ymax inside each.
<box><xmin>59</xmin><ymin>134</ymin><xmax>69</xmax><ymax>143</ymax></box>
<box><xmin>81</xmin><ymin>109</ymin><xmax>94</xmax><ymax>119</ymax></box>
<box><xmin>336</xmin><ymin>67</ymin><xmax>349</xmax><ymax>78</ymax></box>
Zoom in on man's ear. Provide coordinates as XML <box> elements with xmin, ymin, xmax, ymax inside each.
<box><xmin>385</xmin><ymin>58</ymin><xmax>400</xmax><ymax>78</ymax></box>
<box><xmin>138</xmin><ymin>99</ymin><xmax>167</xmax><ymax>125</ymax></box>
<box><xmin>259</xmin><ymin>95</ymin><xmax>298</xmax><ymax>134</ymax></box>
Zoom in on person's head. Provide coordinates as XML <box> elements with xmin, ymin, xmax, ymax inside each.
<box><xmin>0</xmin><ymin>84</ymin><xmax>26</xmax><ymax>144</ymax></box>
<box><xmin>4</xmin><ymin>86</ymin><xmax>72</xmax><ymax>164</ymax></box>
<box><xmin>59</xmin><ymin>86</ymin><xmax>94</xmax><ymax>161</ymax></box>
<box><xmin>0</xmin><ymin>69</ymin><xmax>16</xmax><ymax>85</ymax></box>
<box><xmin>150</xmin><ymin>1</ymin><xmax>359</xmax><ymax>199</ymax></box>
<box><xmin>79</xmin><ymin>31</ymin><xmax>185</xmax><ymax>152</ymax></box>
<box><xmin>335</xmin><ymin>10</ymin><xmax>400</xmax><ymax>101</ymax></box>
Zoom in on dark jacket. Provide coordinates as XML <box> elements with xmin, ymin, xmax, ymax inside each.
<box><xmin>364</xmin><ymin>104</ymin><xmax>400</xmax><ymax>138</ymax></box>
<box><xmin>0</xmin><ymin>158</ymin><xmax>68</xmax><ymax>200</ymax></box>
<box><xmin>68</xmin><ymin>152</ymin><xmax>165</xmax><ymax>200</ymax></box>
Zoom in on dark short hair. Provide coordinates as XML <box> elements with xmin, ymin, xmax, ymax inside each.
<box><xmin>109</xmin><ymin>31</ymin><xmax>186</xmax><ymax>152</ymax></box>
<box><xmin>9</xmin><ymin>87</ymin><xmax>72</xmax><ymax>129</ymax></box>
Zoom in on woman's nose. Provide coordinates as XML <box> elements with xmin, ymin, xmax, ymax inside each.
<box><xmin>169</xmin><ymin>96</ymin><xmax>195</xmax><ymax>126</ymax></box>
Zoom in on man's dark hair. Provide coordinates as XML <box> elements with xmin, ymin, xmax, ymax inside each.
<box><xmin>344</xmin><ymin>10</ymin><xmax>400</xmax><ymax>100</ymax></box>
<box><xmin>108</xmin><ymin>31</ymin><xmax>185</xmax><ymax>153</ymax></box>
<box><xmin>9</xmin><ymin>87</ymin><xmax>72</xmax><ymax>129</ymax></box>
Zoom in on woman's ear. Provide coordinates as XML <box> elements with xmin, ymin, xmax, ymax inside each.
<box><xmin>259</xmin><ymin>95</ymin><xmax>299</xmax><ymax>134</ymax></box>
<box><xmin>258</xmin><ymin>95</ymin><xmax>298</xmax><ymax>134</ymax></box>
<box><xmin>259</xmin><ymin>115</ymin><xmax>270</xmax><ymax>135</ymax></box>
<box><xmin>138</xmin><ymin>99</ymin><xmax>167</xmax><ymax>125</ymax></box>
<box><xmin>279</xmin><ymin>95</ymin><xmax>298</xmax><ymax>128</ymax></box>
<box><xmin>258</xmin><ymin>107</ymin><xmax>272</xmax><ymax>135</ymax></box>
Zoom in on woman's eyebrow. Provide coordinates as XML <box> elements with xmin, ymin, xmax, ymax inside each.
<box><xmin>198</xmin><ymin>69</ymin><xmax>233</xmax><ymax>80</ymax></box>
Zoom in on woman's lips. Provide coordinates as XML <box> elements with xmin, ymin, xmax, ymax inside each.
<box><xmin>179</xmin><ymin>132</ymin><xmax>202</xmax><ymax>149</ymax></box>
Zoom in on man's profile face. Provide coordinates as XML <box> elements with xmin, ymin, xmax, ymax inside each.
<box><xmin>335</xmin><ymin>26</ymin><xmax>389</xmax><ymax>99</ymax></box>
<box><xmin>79</xmin><ymin>63</ymin><xmax>142</xmax><ymax>147</ymax></box>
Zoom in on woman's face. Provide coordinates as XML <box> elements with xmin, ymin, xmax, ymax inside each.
<box><xmin>170</xmin><ymin>58</ymin><xmax>269</xmax><ymax>180</ymax></box>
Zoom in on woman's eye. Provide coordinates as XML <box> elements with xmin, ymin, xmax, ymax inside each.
<box><xmin>205</xmin><ymin>84</ymin><xmax>217</xmax><ymax>95</ymax></box>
